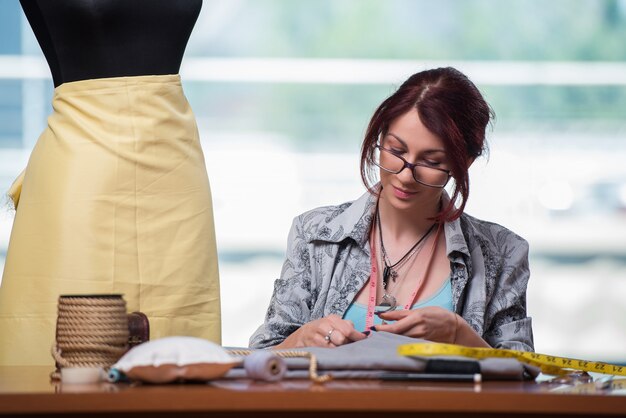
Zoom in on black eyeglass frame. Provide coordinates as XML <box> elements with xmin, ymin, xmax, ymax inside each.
<box><xmin>373</xmin><ymin>144</ymin><xmax>452</xmax><ymax>189</ymax></box>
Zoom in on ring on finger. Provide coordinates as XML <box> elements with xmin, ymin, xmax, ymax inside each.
<box><xmin>324</xmin><ymin>328</ymin><xmax>335</xmax><ymax>343</ymax></box>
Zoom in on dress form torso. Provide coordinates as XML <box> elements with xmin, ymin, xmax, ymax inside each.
<box><xmin>19</xmin><ymin>0</ymin><xmax>202</xmax><ymax>87</ymax></box>
<box><xmin>2</xmin><ymin>0</ymin><xmax>222</xmax><ymax>367</ymax></box>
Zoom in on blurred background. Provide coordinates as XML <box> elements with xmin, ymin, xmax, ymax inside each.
<box><xmin>1</xmin><ymin>0</ymin><xmax>625</xmax><ymax>361</ymax></box>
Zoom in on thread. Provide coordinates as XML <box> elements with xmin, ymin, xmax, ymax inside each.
<box><xmin>60</xmin><ymin>367</ymin><xmax>104</xmax><ymax>384</ymax></box>
<box><xmin>229</xmin><ymin>349</ymin><xmax>332</xmax><ymax>383</ymax></box>
<box><xmin>51</xmin><ymin>295</ymin><xmax>129</xmax><ymax>380</ymax></box>
<box><xmin>107</xmin><ymin>368</ymin><xmax>129</xmax><ymax>383</ymax></box>
<box><xmin>243</xmin><ymin>351</ymin><xmax>287</xmax><ymax>382</ymax></box>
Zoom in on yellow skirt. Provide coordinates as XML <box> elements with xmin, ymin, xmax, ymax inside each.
<box><xmin>0</xmin><ymin>75</ymin><xmax>221</xmax><ymax>366</ymax></box>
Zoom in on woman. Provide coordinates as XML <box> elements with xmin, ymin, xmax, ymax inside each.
<box><xmin>0</xmin><ymin>0</ymin><xmax>221</xmax><ymax>366</ymax></box>
<box><xmin>250</xmin><ymin>67</ymin><xmax>533</xmax><ymax>351</ymax></box>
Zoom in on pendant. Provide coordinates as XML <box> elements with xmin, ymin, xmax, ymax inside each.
<box><xmin>382</xmin><ymin>266</ymin><xmax>391</xmax><ymax>289</ymax></box>
<box><xmin>376</xmin><ymin>293</ymin><xmax>397</xmax><ymax>314</ymax></box>
<box><xmin>382</xmin><ymin>265</ymin><xmax>399</xmax><ymax>286</ymax></box>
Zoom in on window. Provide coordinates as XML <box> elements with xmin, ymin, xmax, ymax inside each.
<box><xmin>1</xmin><ymin>0</ymin><xmax>625</xmax><ymax>360</ymax></box>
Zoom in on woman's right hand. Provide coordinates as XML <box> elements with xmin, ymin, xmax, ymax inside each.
<box><xmin>274</xmin><ymin>314</ymin><xmax>367</xmax><ymax>349</ymax></box>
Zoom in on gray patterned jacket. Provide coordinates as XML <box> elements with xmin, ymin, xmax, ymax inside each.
<box><xmin>249</xmin><ymin>189</ymin><xmax>534</xmax><ymax>351</ymax></box>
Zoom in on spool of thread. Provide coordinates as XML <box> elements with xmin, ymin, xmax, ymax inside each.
<box><xmin>61</xmin><ymin>367</ymin><xmax>104</xmax><ymax>384</ymax></box>
<box><xmin>243</xmin><ymin>351</ymin><xmax>287</xmax><ymax>382</ymax></box>
<box><xmin>51</xmin><ymin>294</ymin><xmax>129</xmax><ymax>380</ymax></box>
<box><xmin>107</xmin><ymin>368</ymin><xmax>129</xmax><ymax>383</ymax></box>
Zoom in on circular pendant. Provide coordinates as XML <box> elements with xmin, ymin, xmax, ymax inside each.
<box><xmin>377</xmin><ymin>293</ymin><xmax>397</xmax><ymax>313</ymax></box>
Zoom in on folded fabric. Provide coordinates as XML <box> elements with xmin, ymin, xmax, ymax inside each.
<box><xmin>227</xmin><ymin>332</ymin><xmax>540</xmax><ymax>381</ymax></box>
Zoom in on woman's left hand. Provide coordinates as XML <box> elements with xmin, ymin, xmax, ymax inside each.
<box><xmin>373</xmin><ymin>306</ymin><xmax>457</xmax><ymax>343</ymax></box>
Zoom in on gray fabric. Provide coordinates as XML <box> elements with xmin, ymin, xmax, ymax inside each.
<box><xmin>230</xmin><ymin>332</ymin><xmax>538</xmax><ymax>380</ymax></box>
<box><xmin>479</xmin><ymin>358</ymin><xmax>540</xmax><ymax>380</ymax></box>
<box><xmin>249</xmin><ymin>188</ymin><xmax>534</xmax><ymax>351</ymax></box>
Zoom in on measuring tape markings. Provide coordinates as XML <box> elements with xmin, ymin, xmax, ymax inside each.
<box><xmin>397</xmin><ymin>343</ymin><xmax>626</xmax><ymax>376</ymax></box>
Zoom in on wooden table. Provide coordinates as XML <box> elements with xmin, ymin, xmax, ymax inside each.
<box><xmin>1</xmin><ymin>366</ymin><xmax>625</xmax><ymax>417</ymax></box>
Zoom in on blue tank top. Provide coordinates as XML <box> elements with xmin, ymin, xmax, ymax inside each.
<box><xmin>342</xmin><ymin>277</ymin><xmax>453</xmax><ymax>332</ymax></box>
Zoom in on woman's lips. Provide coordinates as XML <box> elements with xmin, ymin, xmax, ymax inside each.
<box><xmin>392</xmin><ymin>185</ymin><xmax>418</xmax><ymax>200</ymax></box>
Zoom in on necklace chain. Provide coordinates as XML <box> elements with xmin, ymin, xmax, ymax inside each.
<box><xmin>376</xmin><ymin>206</ymin><xmax>436</xmax><ymax>292</ymax></box>
<box><xmin>380</xmin><ymin>236</ymin><xmax>426</xmax><ymax>282</ymax></box>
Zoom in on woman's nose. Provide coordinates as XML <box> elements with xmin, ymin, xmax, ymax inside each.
<box><xmin>396</xmin><ymin>164</ymin><xmax>416</xmax><ymax>184</ymax></box>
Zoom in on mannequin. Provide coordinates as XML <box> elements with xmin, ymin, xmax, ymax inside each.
<box><xmin>1</xmin><ymin>0</ymin><xmax>221</xmax><ymax>366</ymax></box>
<box><xmin>19</xmin><ymin>0</ymin><xmax>202</xmax><ymax>87</ymax></box>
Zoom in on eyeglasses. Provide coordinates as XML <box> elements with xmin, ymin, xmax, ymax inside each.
<box><xmin>373</xmin><ymin>144</ymin><xmax>451</xmax><ymax>188</ymax></box>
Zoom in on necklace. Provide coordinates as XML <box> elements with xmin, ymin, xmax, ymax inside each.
<box><xmin>376</xmin><ymin>206</ymin><xmax>436</xmax><ymax>311</ymax></box>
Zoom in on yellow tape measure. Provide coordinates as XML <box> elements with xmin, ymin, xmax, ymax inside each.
<box><xmin>397</xmin><ymin>343</ymin><xmax>626</xmax><ymax>376</ymax></box>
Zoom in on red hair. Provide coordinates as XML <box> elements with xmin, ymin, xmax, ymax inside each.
<box><xmin>360</xmin><ymin>67</ymin><xmax>493</xmax><ymax>222</ymax></box>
